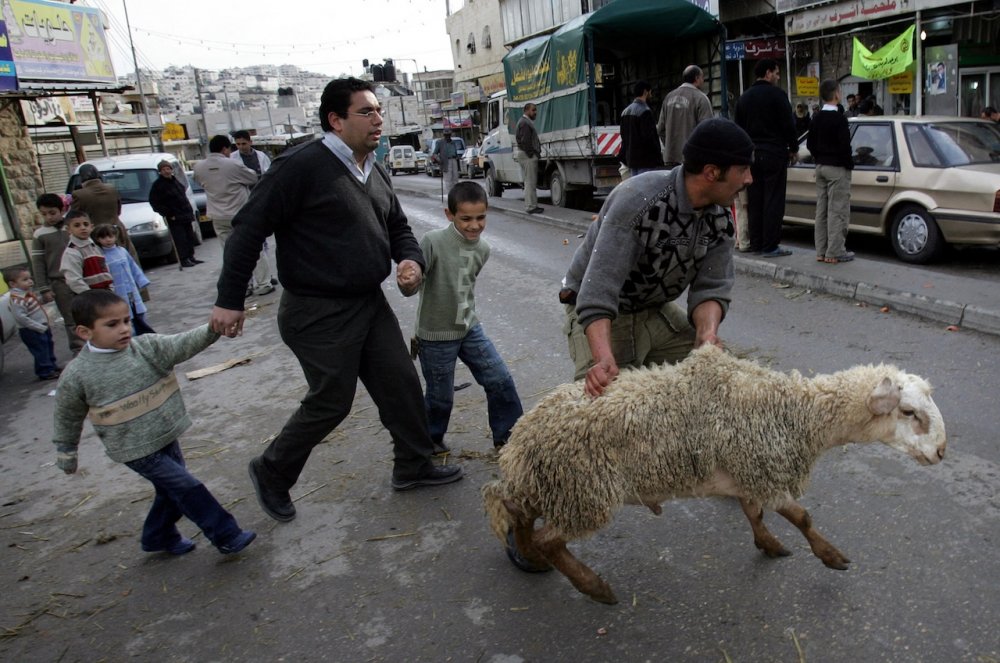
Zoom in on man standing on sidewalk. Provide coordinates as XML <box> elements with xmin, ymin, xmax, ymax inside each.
<box><xmin>657</xmin><ymin>65</ymin><xmax>713</xmax><ymax>169</ymax></box>
<box><xmin>619</xmin><ymin>80</ymin><xmax>662</xmax><ymax>177</ymax></box>
<box><xmin>431</xmin><ymin>129</ymin><xmax>461</xmax><ymax>194</ymax></box>
<box><xmin>148</xmin><ymin>161</ymin><xmax>202</xmax><ymax>268</ymax></box>
<box><xmin>210</xmin><ymin>77</ymin><xmax>462</xmax><ymax>522</ymax></box>
<box><xmin>515</xmin><ymin>103</ymin><xmax>543</xmax><ymax>214</ymax></box>
<box><xmin>808</xmin><ymin>79</ymin><xmax>854</xmax><ymax>264</ymax></box>
<box><xmin>562</xmin><ymin>119</ymin><xmax>753</xmax><ymax>398</ymax></box>
<box><xmin>194</xmin><ymin>135</ymin><xmax>274</xmax><ymax>296</ymax></box>
<box><xmin>735</xmin><ymin>59</ymin><xmax>799</xmax><ymax>258</ymax></box>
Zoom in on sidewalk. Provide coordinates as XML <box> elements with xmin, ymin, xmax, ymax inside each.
<box><xmin>394</xmin><ymin>178</ymin><xmax>1000</xmax><ymax>337</ymax></box>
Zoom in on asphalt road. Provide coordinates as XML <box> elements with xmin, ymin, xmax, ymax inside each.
<box><xmin>1</xmin><ymin>192</ymin><xmax>997</xmax><ymax>662</ymax></box>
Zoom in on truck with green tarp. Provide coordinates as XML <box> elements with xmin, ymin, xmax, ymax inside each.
<box><xmin>480</xmin><ymin>0</ymin><xmax>727</xmax><ymax>208</ymax></box>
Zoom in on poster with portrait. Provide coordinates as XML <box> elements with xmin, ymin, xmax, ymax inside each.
<box><xmin>927</xmin><ymin>61</ymin><xmax>946</xmax><ymax>96</ymax></box>
<box><xmin>923</xmin><ymin>45</ymin><xmax>957</xmax><ymax>116</ymax></box>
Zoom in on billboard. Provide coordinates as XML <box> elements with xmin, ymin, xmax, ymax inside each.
<box><xmin>0</xmin><ymin>19</ymin><xmax>16</xmax><ymax>91</ymax></box>
<box><xmin>3</xmin><ymin>0</ymin><xmax>116</xmax><ymax>83</ymax></box>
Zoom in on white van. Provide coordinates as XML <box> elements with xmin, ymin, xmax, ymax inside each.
<box><xmin>68</xmin><ymin>153</ymin><xmax>201</xmax><ymax>264</ymax></box>
<box><xmin>388</xmin><ymin>145</ymin><xmax>418</xmax><ymax>175</ymax></box>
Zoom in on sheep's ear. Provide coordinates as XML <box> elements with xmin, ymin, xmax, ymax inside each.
<box><xmin>867</xmin><ymin>377</ymin><xmax>901</xmax><ymax>415</ymax></box>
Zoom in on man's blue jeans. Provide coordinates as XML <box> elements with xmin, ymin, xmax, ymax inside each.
<box><xmin>417</xmin><ymin>324</ymin><xmax>523</xmax><ymax>446</ymax></box>
<box><xmin>124</xmin><ymin>441</ymin><xmax>240</xmax><ymax>550</ymax></box>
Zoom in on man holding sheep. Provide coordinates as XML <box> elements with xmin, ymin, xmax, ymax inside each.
<box><xmin>562</xmin><ymin>118</ymin><xmax>753</xmax><ymax>397</ymax></box>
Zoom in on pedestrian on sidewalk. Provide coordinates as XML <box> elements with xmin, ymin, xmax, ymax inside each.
<box><xmin>432</xmin><ymin>129</ymin><xmax>461</xmax><ymax>195</ymax></box>
<box><xmin>93</xmin><ymin>224</ymin><xmax>156</xmax><ymax>334</ymax></box>
<box><xmin>735</xmin><ymin>59</ymin><xmax>799</xmax><ymax>258</ymax></box>
<box><xmin>619</xmin><ymin>80</ymin><xmax>662</xmax><ymax>177</ymax></box>
<box><xmin>69</xmin><ymin>164</ymin><xmax>140</xmax><ymax>264</ymax></box>
<box><xmin>657</xmin><ymin>65</ymin><xmax>713</xmax><ymax>169</ymax></box>
<box><xmin>231</xmin><ymin>130</ymin><xmax>278</xmax><ymax>285</ymax></box>
<box><xmin>562</xmin><ymin>118</ymin><xmax>752</xmax><ymax>398</ymax></box>
<box><xmin>515</xmin><ymin>103</ymin><xmax>544</xmax><ymax>214</ymax></box>
<box><xmin>3</xmin><ymin>266</ymin><xmax>61</xmax><ymax>380</ymax></box>
<box><xmin>407</xmin><ymin>182</ymin><xmax>524</xmax><ymax>453</ymax></box>
<box><xmin>148</xmin><ymin>160</ymin><xmax>203</xmax><ymax>268</ymax></box>
<box><xmin>808</xmin><ymin>79</ymin><xmax>855</xmax><ymax>265</ymax></box>
<box><xmin>210</xmin><ymin>77</ymin><xmax>462</xmax><ymax>523</ymax></box>
<box><xmin>193</xmin><ymin>135</ymin><xmax>274</xmax><ymax>296</ymax></box>
<box><xmin>52</xmin><ymin>289</ymin><xmax>256</xmax><ymax>557</ymax></box>
<box><xmin>31</xmin><ymin>193</ymin><xmax>84</xmax><ymax>354</ymax></box>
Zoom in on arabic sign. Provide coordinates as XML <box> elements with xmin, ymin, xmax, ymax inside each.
<box><xmin>20</xmin><ymin>95</ymin><xmax>76</xmax><ymax>125</ymax></box>
<box><xmin>724</xmin><ymin>38</ymin><xmax>786</xmax><ymax>61</ymax></box>
<box><xmin>887</xmin><ymin>71</ymin><xmax>913</xmax><ymax>94</ymax></box>
<box><xmin>776</xmin><ymin>0</ymin><xmax>838</xmax><ymax>13</ymax></box>
<box><xmin>724</xmin><ymin>41</ymin><xmax>745</xmax><ymax>61</ymax></box>
<box><xmin>852</xmin><ymin>25</ymin><xmax>914</xmax><ymax>80</ymax></box>
<box><xmin>4</xmin><ymin>0</ymin><xmax>116</xmax><ymax>83</ymax></box>
<box><xmin>0</xmin><ymin>19</ymin><xmax>16</xmax><ymax>91</ymax></box>
<box><xmin>796</xmin><ymin>77</ymin><xmax>819</xmax><ymax>96</ymax></box>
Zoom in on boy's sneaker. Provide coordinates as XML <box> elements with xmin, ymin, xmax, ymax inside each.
<box><xmin>143</xmin><ymin>537</ymin><xmax>196</xmax><ymax>555</ymax></box>
<box><xmin>217</xmin><ymin>530</ymin><xmax>256</xmax><ymax>555</ymax></box>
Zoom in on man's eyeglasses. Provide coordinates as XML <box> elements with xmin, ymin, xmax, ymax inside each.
<box><xmin>349</xmin><ymin>108</ymin><xmax>383</xmax><ymax>120</ymax></box>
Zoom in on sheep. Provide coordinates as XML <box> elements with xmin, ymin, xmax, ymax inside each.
<box><xmin>481</xmin><ymin>345</ymin><xmax>946</xmax><ymax>604</ymax></box>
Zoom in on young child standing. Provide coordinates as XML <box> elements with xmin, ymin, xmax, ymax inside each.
<box><xmin>407</xmin><ymin>182</ymin><xmax>523</xmax><ymax>452</ymax></box>
<box><xmin>60</xmin><ymin>211</ymin><xmax>113</xmax><ymax>294</ymax></box>
<box><xmin>31</xmin><ymin>193</ymin><xmax>83</xmax><ymax>353</ymax></box>
<box><xmin>53</xmin><ymin>290</ymin><xmax>256</xmax><ymax>556</ymax></box>
<box><xmin>93</xmin><ymin>224</ymin><xmax>155</xmax><ymax>335</ymax></box>
<box><xmin>3</xmin><ymin>266</ymin><xmax>61</xmax><ymax>380</ymax></box>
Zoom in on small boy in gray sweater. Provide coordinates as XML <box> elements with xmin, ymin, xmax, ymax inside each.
<box><xmin>53</xmin><ymin>290</ymin><xmax>255</xmax><ymax>556</ymax></box>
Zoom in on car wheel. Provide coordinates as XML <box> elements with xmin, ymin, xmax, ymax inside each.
<box><xmin>549</xmin><ymin>170</ymin><xmax>568</xmax><ymax>208</ymax></box>
<box><xmin>890</xmin><ymin>205</ymin><xmax>944</xmax><ymax>264</ymax></box>
<box><xmin>485</xmin><ymin>168</ymin><xmax>503</xmax><ymax>197</ymax></box>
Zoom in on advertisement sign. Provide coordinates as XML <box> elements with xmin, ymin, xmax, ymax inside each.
<box><xmin>851</xmin><ymin>25</ymin><xmax>914</xmax><ymax>80</ymax></box>
<box><xmin>724</xmin><ymin>41</ymin><xmax>745</xmax><ymax>61</ymax></box>
<box><xmin>888</xmin><ymin>71</ymin><xmax>913</xmax><ymax>94</ymax></box>
<box><xmin>786</xmin><ymin>0</ymin><xmax>957</xmax><ymax>37</ymax></box>
<box><xmin>4</xmin><ymin>0</ymin><xmax>116</xmax><ymax>83</ymax></box>
<box><xmin>743</xmin><ymin>38</ymin><xmax>786</xmax><ymax>60</ymax></box>
<box><xmin>0</xmin><ymin>19</ymin><xmax>16</xmax><ymax>91</ymax></box>
<box><xmin>20</xmin><ymin>95</ymin><xmax>76</xmax><ymax>125</ymax></box>
<box><xmin>796</xmin><ymin>77</ymin><xmax>819</xmax><ymax>96</ymax></box>
<box><xmin>161</xmin><ymin>122</ymin><xmax>188</xmax><ymax>141</ymax></box>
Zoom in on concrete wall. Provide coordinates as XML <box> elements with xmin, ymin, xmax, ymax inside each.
<box><xmin>0</xmin><ymin>103</ymin><xmax>44</xmax><ymax>269</ymax></box>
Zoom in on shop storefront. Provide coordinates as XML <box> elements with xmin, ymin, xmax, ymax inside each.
<box><xmin>780</xmin><ymin>0</ymin><xmax>1000</xmax><ymax>117</ymax></box>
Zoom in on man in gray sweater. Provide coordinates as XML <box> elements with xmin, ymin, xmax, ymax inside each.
<box><xmin>210</xmin><ymin>78</ymin><xmax>462</xmax><ymax>522</ymax></box>
<box><xmin>562</xmin><ymin>118</ymin><xmax>753</xmax><ymax>398</ymax></box>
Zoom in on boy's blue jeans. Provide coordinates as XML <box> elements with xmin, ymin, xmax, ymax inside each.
<box><xmin>124</xmin><ymin>441</ymin><xmax>241</xmax><ymax>550</ymax></box>
<box><xmin>19</xmin><ymin>328</ymin><xmax>58</xmax><ymax>378</ymax></box>
<box><xmin>417</xmin><ymin>324</ymin><xmax>523</xmax><ymax>446</ymax></box>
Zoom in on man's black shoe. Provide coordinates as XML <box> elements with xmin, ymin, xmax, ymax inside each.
<box><xmin>181</xmin><ymin>258</ymin><xmax>198</xmax><ymax>268</ymax></box>
<box><xmin>248</xmin><ymin>457</ymin><xmax>296</xmax><ymax>521</ymax></box>
<box><xmin>391</xmin><ymin>464</ymin><xmax>463</xmax><ymax>491</ymax></box>
<box><xmin>191</xmin><ymin>258</ymin><xmax>205</xmax><ymax>264</ymax></box>
<box><xmin>526</xmin><ymin>206</ymin><xmax>544</xmax><ymax>214</ymax></box>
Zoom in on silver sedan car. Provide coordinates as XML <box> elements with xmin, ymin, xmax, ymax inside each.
<box><xmin>785</xmin><ymin>116</ymin><xmax>1000</xmax><ymax>263</ymax></box>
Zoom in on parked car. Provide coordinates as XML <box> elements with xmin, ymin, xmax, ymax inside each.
<box><xmin>387</xmin><ymin>145</ymin><xmax>420</xmax><ymax>175</ymax></box>
<box><xmin>414</xmin><ymin>150</ymin><xmax>428</xmax><ymax>172</ymax></box>
<box><xmin>460</xmin><ymin>147</ymin><xmax>483</xmax><ymax>179</ymax></box>
<box><xmin>425</xmin><ymin>137</ymin><xmax>467</xmax><ymax>177</ymax></box>
<box><xmin>785</xmin><ymin>116</ymin><xmax>1000</xmax><ymax>264</ymax></box>
<box><xmin>0</xmin><ymin>289</ymin><xmax>14</xmax><ymax>376</ymax></box>
<box><xmin>67</xmin><ymin>154</ymin><xmax>202</xmax><ymax>264</ymax></box>
<box><xmin>185</xmin><ymin>171</ymin><xmax>215</xmax><ymax>238</ymax></box>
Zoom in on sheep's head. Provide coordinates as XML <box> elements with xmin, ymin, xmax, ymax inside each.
<box><xmin>866</xmin><ymin>373</ymin><xmax>946</xmax><ymax>465</ymax></box>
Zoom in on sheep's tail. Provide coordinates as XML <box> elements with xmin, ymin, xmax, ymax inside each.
<box><xmin>481</xmin><ymin>480</ymin><xmax>515</xmax><ymax>544</ymax></box>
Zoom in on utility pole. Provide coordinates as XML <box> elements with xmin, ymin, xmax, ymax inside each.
<box><xmin>193</xmin><ymin>67</ymin><xmax>208</xmax><ymax>152</ymax></box>
<box><xmin>123</xmin><ymin>0</ymin><xmax>156</xmax><ymax>151</ymax></box>
<box><xmin>265</xmin><ymin>98</ymin><xmax>274</xmax><ymax>135</ymax></box>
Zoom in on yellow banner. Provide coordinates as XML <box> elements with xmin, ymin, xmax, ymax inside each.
<box><xmin>796</xmin><ymin>77</ymin><xmax>819</xmax><ymax>97</ymax></box>
<box><xmin>888</xmin><ymin>71</ymin><xmax>913</xmax><ymax>94</ymax></box>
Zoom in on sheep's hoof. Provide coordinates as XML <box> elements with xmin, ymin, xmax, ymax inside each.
<box><xmin>505</xmin><ymin>529</ymin><xmax>553</xmax><ymax>573</ymax></box>
<box><xmin>819</xmin><ymin>552</ymin><xmax>851</xmax><ymax>571</ymax></box>
<box><xmin>586</xmin><ymin>582</ymin><xmax>618</xmax><ymax>605</ymax></box>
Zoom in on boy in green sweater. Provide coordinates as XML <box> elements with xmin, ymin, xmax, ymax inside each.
<box><xmin>53</xmin><ymin>290</ymin><xmax>256</xmax><ymax>556</ymax></box>
<box><xmin>407</xmin><ymin>182</ymin><xmax>523</xmax><ymax>452</ymax></box>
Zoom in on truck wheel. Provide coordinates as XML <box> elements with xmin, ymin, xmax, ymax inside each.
<box><xmin>890</xmin><ymin>205</ymin><xmax>943</xmax><ymax>264</ymax></box>
<box><xmin>485</xmin><ymin>169</ymin><xmax>503</xmax><ymax>197</ymax></box>
<box><xmin>549</xmin><ymin>170</ymin><xmax>568</xmax><ymax>208</ymax></box>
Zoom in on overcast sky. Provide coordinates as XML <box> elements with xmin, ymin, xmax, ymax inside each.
<box><xmin>88</xmin><ymin>0</ymin><xmax>457</xmax><ymax>79</ymax></box>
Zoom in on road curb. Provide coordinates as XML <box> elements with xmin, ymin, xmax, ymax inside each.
<box><xmin>395</xmin><ymin>186</ymin><xmax>1000</xmax><ymax>339</ymax></box>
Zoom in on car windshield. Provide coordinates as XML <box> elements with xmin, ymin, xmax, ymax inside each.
<box><xmin>904</xmin><ymin>121</ymin><xmax>1000</xmax><ymax>166</ymax></box>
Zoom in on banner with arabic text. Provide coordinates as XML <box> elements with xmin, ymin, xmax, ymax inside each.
<box><xmin>851</xmin><ymin>25</ymin><xmax>914</xmax><ymax>80</ymax></box>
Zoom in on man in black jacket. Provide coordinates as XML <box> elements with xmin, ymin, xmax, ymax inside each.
<box><xmin>735</xmin><ymin>59</ymin><xmax>799</xmax><ymax>257</ymax></box>
<box><xmin>807</xmin><ymin>79</ymin><xmax>854</xmax><ymax>264</ymax></box>
<box><xmin>210</xmin><ymin>78</ymin><xmax>462</xmax><ymax>522</ymax></box>
<box><xmin>619</xmin><ymin>80</ymin><xmax>662</xmax><ymax>176</ymax></box>
<box><xmin>148</xmin><ymin>161</ymin><xmax>202</xmax><ymax>267</ymax></box>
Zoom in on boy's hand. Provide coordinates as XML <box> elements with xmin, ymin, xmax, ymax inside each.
<box><xmin>396</xmin><ymin>260</ymin><xmax>422</xmax><ymax>296</ymax></box>
<box><xmin>57</xmin><ymin>451</ymin><xmax>78</xmax><ymax>474</ymax></box>
<box><xmin>41</xmin><ymin>291</ymin><xmax>54</xmax><ymax>303</ymax></box>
